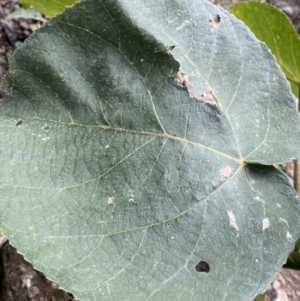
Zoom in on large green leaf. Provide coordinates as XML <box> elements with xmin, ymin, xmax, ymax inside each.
<box><xmin>19</xmin><ymin>0</ymin><xmax>78</xmax><ymax>17</ymax></box>
<box><xmin>1</xmin><ymin>0</ymin><xmax>300</xmax><ymax>300</ymax></box>
<box><xmin>231</xmin><ymin>2</ymin><xmax>300</xmax><ymax>97</ymax></box>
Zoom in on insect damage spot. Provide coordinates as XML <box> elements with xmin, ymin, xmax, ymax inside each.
<box><xmin>175</xmin><ymin>72</ymin><xmax>189</xmax><ymax>87</ymax></box>
<box><xmin>220</xmin><ymin>166</ymin><xmax>232</xmax><ymax>178</ymax></box>
<box><xmin>42</xmin><ymin>125</ymin><xmax>50</xmax><ymax>131</ymax></box>
<box><xmin>195</xmin><ymin>261</ymin><xmax>210</xmax><ymax>273</ymax></box>
<box><xmin>227</xmin><ymin>210</ymin><xmax>238</xmax><ymax>231</ymax></box>
<box><xmin>262</xmin><ymin>218</ymin><xmax>270</xmax><ymax>231</ymax></box>
<box><xmin>16</xmin><ymin>119</ymin><xmax>24</xmax><ymax>126</ymax></box>
<box><xmin>174</xmin><ymin>72</ymin><xmax>219</xmax><ymax>107</ymax></box>
<box><xmin>209</xmin><ymin>14</ymin><xmax>221</xmax><ymax>26</ymax></box>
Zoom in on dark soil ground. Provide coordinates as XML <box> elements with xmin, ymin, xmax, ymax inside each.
<box><xmin>0</xmin><ymin>0</ymin><xmax>300</xmax><ymax>300</ymax></box>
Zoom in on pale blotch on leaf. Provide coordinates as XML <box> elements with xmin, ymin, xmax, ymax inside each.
<box><xmin>262</xmin><ymin>218</ymin><xmax>270</xmax><ymax>231</ymax></box>
<box><xmin>108</xmin><ymin>196</ymin><xmax>115</xmax><ymax>204</ymax></box>
<box><xmin>174</xmin><ymin>72</ymin><xmax>189</xmax><ymax>88</ymax></box>
<box><xmin>287</xmin><ymin>232</ymin><xmax>292</xmax><ymax>240</ymax></box>
<box><xmin>174</xmin><ymin>72</ymin><xmax>218</xmax><ymax>107</ymax></box>
<box><xmin>220</xmin><ymin>166</ymin><xmax>232</xmax><ymax>178</ymax></box>
<box><xmin>200</xmin><ymin>90</ymin><xmax>219</xmax><ymax>107</ymax></box>
<box><xmin>227</xmin><ymin>210</ymin><xmax>239</xmax><ymax>231</ymax></box>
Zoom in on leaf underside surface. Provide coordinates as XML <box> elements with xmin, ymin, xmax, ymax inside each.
<box><xmin>1</xmin><ymin>0</ymin><xmax>300</xmax><ymax>300</ymax></box>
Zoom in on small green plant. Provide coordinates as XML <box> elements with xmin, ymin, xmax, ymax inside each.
<box><xmin>1</xmin><ymin>0</ymin><xmax>300</xmax><ymax>300</ymax></box>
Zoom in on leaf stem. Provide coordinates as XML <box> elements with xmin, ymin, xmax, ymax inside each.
<box><xmin>294</xmin><ymin>84</ymin><xmax>300</xmax><ymax>195</ymax></box>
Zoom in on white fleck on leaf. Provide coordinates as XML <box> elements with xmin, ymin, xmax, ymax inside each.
<box><xmin>280</xmin><ymin>218</ymin><xmax>289</xmax><ymax>227</ymax></box>
<box><xmin>108</xmin><ymin>196</ymin><xmax>115</xmax><ymax>204</ymax></box>
<box><xmin>220</xmin><ymin>166</ymin><xmax>232</xmax><ymax>178</ymax></box>
<box><xmin>176</xmin><ymin>20</ymin><xmax>190</xmax><ymax>31</ymax></box>
<box><xmin>262</xmin><ymin>218</ymin><xmax>270</xmax><ymax>231</ymax></box>
<box><xmin>227</xmin><ymin>210</ymin><xmax>238</xmax><ymax>231</ymax></box>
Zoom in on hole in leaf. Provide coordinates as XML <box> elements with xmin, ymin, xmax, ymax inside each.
<box><xmin>0</xmin><ymin>90</ymin><xmax>8</xmax><ymax>100</ymax></box>
<box><xmin>195</xmin><ymin>261</ymin><xmax>210</xmax><ymax>273</ymax></box>
<box><xmin>166</xmin><ymin>44</ymin><xmax>176</xmax><ymax>52</ymax></box>
<box><xmin>16</xmin><ymin>119</ymin><xmax>24</xmax><ymax>126</ymax></box>
<box><xmin>209</xmin><ymin>14</ymin><xmax>221</xmax><ymax>26</ymax></box>
<box><xmin>154</xmin><ymin>44</ymin><xmax>176</xmax><ymax>54</ymax></box>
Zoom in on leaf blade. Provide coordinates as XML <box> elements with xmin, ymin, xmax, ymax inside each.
<box><xmin>1</xmin><ymin>1</ymin><xmax>300</xmax><ymax>300</ymax></box>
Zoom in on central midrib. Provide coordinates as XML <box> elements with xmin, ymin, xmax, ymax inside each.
<box><xmin>31</xmin><ymin>116</ymin><xmax>241</xmax><ymax>163</ymax></box>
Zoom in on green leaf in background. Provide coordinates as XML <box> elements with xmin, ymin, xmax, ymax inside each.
<box><xmin>19</xmin><ymin>0</ymin><xmax>78</xmax><ymax>17</ymax></box>
<box><xmin>284</xmin><ymin>238</ymin><xmax>300</xmax><ymax>270</ymax></box>
<box><xmin>231</xmin><ymin>2</ymin><xmax>300</xmax><ymax>97</ymax></box>
<box><xmin>1</xmin><ymin>0</ymin><xmax>300</xmax><ymax>300</ymax></box>
<box><xmin>253</xmin><ymin>293</ymin><xmax>265</xmax><ymax>301</ymax></box>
